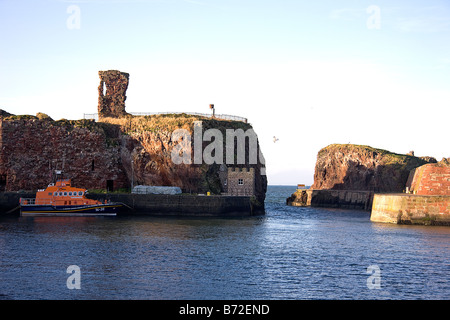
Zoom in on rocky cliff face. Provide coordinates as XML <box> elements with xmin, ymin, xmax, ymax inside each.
<box><xmin>311</xmin><ymin>144</ymin><xmax>436</xmax><ymax>193</ymax></box>
<box><xmin>102</xmin><ymin>114</ymin><xmax>267</xmax><ymax>204</ymax></box>
<box><xmin>0</xmin><ymin>70</ymin><xmax>267</xmax><ymax>206</ymax></box>
<box><xmin>0</xmin><ymin>114</ymin><xmax>128</xmax><ymax>192</ymax></box>
<box><xmin>0</xmin><ymin>111</ymin><xmax>267</xmax><ymax>205</ymax></box>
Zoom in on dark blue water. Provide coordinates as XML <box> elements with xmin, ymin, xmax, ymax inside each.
<box><xmin>0</xmin><ymin>186</ymin><xmax>449</xmax><ymax>300</ymax></box>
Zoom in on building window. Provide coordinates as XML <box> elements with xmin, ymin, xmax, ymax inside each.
<box><xmin>238</xmin><ymin>179</ymin><xmax>244</xmax><ymax>185</ymax></box>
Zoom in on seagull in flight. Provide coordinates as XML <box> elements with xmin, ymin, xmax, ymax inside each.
<box><xmin>273</xmin><ymin>136</ymin><xmax>279</xmax><ymax>143</ymax></box>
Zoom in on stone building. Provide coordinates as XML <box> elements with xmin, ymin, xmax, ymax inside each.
<box><xmin>219</xmin><ymin>165</ymin><xmax>256</xmax><ymax>196</ymax></box>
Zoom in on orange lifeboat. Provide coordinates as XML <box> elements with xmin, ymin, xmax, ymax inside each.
<box><xmin>20</xmin><ymin>179</ymin><xmax>122</xmax><ymax>216</ymax></box>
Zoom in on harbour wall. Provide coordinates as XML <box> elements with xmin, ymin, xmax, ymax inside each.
<box><xmin>90</xmin><ymin>193</ymin><xmax>263</xmax><ymax>217</ymax></box>
<box><xmin>0</xmin><ymin>192</ymin><xmax>34</xmax><ymax>214</ymax></box>
<box><xmin>370</xmin><ymin>193</ymin><xmax>450</xmax><ymax>226</ymax></box>
<box><xmin>406</xmin><ymin>163</ymin><xmax>450</xmax><ymax>196</ymax></box>
<box><xmin>286</xmin><ymin>189</ymin><xmax>374</xmax><ymax>211</ymax></box>
<box><xmin>0</xmin><ymin>192</ymin><xmax>263</xmax><ymax>217</ymax></box>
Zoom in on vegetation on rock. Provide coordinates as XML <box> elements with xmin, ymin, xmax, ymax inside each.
<box><xmin>312</xmin><ymin>144</ymin><xmax>436</xmax><ymax>192</ymax></box>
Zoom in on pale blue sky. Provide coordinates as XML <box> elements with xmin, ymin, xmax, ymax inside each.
<box><xmin>1</xmin><ymin>0</ymin><xmax>449</xmax><ymax>185</ymax></box>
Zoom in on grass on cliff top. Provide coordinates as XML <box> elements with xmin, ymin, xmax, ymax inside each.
<box><xmin>1</xmin><ymin>111</ymin><xmax>253</xmax><ymax>143</ymax></box>
<box><xmin>320</xmin><ymin>143</ymin><xmax>406</xmax><ymax>157</ymax></box>
<box><xmin>1</xmin><ymin>112</ymin><xmax>121</xmax><ymax>145</ymax></box>
<box><xmin>99</xmin><ymin>113</ymin><xmax>252</xmax><ymax>134</ymax></box>
<box><xmin>2</xmin><ymin>112</ymin><xmax>100</xmax><ymax>129</ymax></box>
<box><xmin>319</xmin><ymin>144</ymin><xmax>428</xmax><ymax>167</ymax></box>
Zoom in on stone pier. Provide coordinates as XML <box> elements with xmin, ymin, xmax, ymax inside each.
<box><xmin>370</xmin><ymin>193</ymin><xmax>450</xmax><ymax>225</ymax></box>
<box><xmin>286</xmin><ymin>189</ymin><xmax>374</xmax><ymax>211</ymax></box>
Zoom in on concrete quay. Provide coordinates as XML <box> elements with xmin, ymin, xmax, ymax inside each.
<box><xmin>286</xmin><ymin>189</ymin><xmax>374</xmax><ymax>211</ymax></box>
<box><xmin>89</xmin><ymin>193</ymin><xmax>264</xmax><ymax>217</ymax></box>
<box><xmin>0</xmin><ymin>192</ymin><xmax>263</xmax><ymax>217</ymax></box>
<box><xmin>286</xmin><ymin>189</ymin><xmax>450</xmax><ymax>226</ymax></box>
<box><xmin>370</xmin><ymin>193</ymin><xmax>450</xmax><ymax>226</ymax></box>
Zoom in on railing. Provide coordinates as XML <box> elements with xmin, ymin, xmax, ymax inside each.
<box><xmin>19</xmin><ymin>198</ymin><xmax>101</xmax><ymax>206</ymax></box>
<box><xmin>20</xmin><ymin>198</ymin><xmax>59</xmax><ymax>206</ymax></box>
<box><xmin>83</xmin><ymin>113</ymin><xmax>98</xmax><ymax>121</ymax></box>
<box><xmin>83</xmin><ymin>112</ymin><xmax>248</xmax><ymax>123</ymax></box>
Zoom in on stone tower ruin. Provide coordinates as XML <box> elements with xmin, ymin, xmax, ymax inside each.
<box><xmin>98</xmin><ymin>70</ymin><xmax>129</xmax><ymax>118</ymax></box>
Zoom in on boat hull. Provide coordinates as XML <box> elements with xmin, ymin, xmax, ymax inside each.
<box><xmin>20</xmin><ymin>203</ymin><xmax>122</xmax><ymax>217</ymax></box>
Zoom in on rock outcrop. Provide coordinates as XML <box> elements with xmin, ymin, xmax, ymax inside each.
<box><xmin>287</xmin><ymin>144</ymin><xmax>447</xmax><ymax>211</ymax></box>
<box><xmin>0</xmin><ymin>112</ymin><xmax>267</xmax><ymax>206</ymax></box>
<box><xmin>0</xmin><ymin>70</ymin><xmax>267</xmax><ymax>210</ymax></box>
<box><xmin>311</xmin><ymin>144</ymin><xmax>436</xmax><ymax>193</ymax></box>
<box><xmin>102</xmin><ymin>114</ymin><xmax>267</xmax><ymax>205</ymax></box>
<box><xmin>0</xmin><ymin>114</ymin><xmax>128</xmax><ymax>192</ymax></box>
<box><xmin>98</xmin><ymin>70</ymin><xmax>130</xmax><ymax>118</ymax></box>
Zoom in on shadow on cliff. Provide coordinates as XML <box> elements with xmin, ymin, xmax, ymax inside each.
<box><xmin>318</xmin><ymin>160</ymin><xmax>424</xmax><ymax>193</ymax></box>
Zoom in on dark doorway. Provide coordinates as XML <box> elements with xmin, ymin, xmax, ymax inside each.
<box><xmin>0</xmin><ymin>174</ymin><xmax>6</xmax><ymax>192</ymax></box>
<box><xmin>106</xmin><ymin>180</ymin><xmax>114</xmax><ymax>193</ymax></box>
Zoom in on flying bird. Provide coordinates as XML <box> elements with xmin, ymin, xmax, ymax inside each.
<box><xmin>273</xmin><ymin>136</ymin><xmax>279</xmax><ymax>143</ymax></box>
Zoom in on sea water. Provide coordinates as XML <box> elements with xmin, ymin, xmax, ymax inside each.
<box><xmin>0</xmin><ymin>186</ymin><xmax>448</xmax><ymax>300</ymax></box>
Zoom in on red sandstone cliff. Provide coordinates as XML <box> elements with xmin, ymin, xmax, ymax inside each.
<box><xmin>0</xmin><ymin>115</ymin><xmax>128</xmax><ymax>192</ymax></box>
<box><xmin>0</xmin><ymin>111</ymin><xmax>267</xmax><ymax>204</ymax></box>
<box><xmin>0</xmin><ymin>70</ymin><xmax>267</xmax><ymax>206</ymax></box>
<box><xmin>104</xmin><ymin>115</ymin><xmax>267</xmax><ymax>203</ymax></box>
<box><xmin>311</xmin><ymin>144</ymin><xmax>436</xmax><ymax>193</ymax></box>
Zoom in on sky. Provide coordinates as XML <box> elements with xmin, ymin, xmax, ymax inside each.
<box><xmin>1</xmin><ymin>0</ymin><xmax>449</xmax><ymax>186</ymax></box>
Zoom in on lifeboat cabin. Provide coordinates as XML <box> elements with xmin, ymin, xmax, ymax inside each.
<box><xmin>20</xmin><ymin>179</ymin><xmax>122</xmax><ymax>216</ymax></box>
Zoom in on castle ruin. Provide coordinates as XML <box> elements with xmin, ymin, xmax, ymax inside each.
<box><xmin>98</xmin><ymin>70</ymin><xmax>130</xmax><ymax>118</ymax></box>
